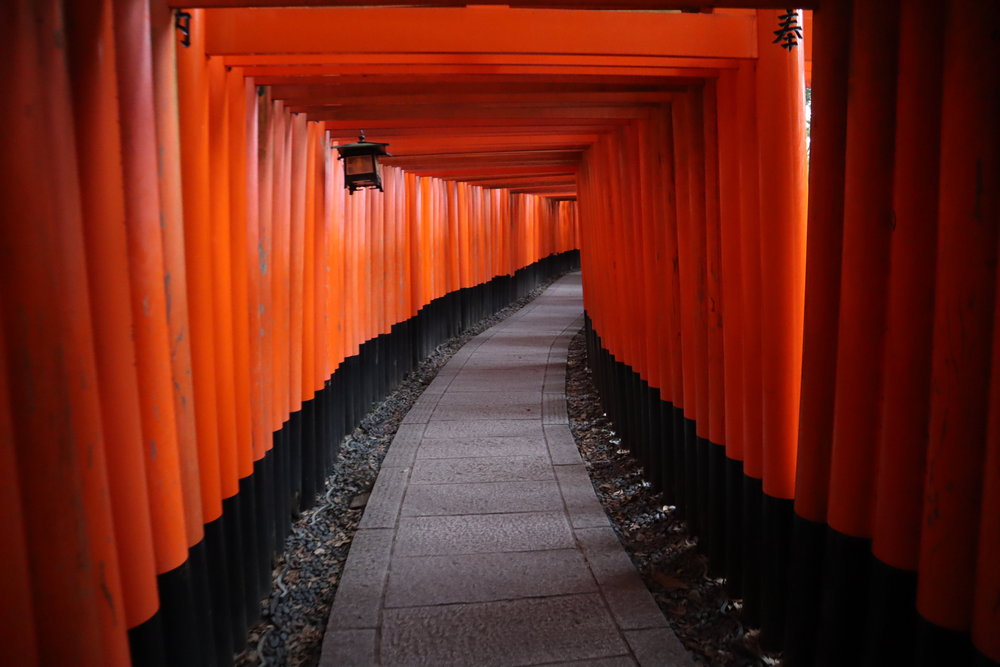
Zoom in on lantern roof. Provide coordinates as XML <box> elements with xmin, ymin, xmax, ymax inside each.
<box><xmin>331</xmin><ymin>132</ymin><xmax>392</xmax><ymax>158</ymax></box>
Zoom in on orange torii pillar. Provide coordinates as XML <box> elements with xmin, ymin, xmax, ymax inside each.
<box><xmin>918</xmin><ymin>2</ymin><xmax>1000</xmax><ymax>663</ymax></box>
<box><xmin>969</xmin><ymin>13</ymin><xmax>1000</xmax><ymax>659</ymax></box>
<box><xmin>820</xmin><ymin>0</ymin><xmax>900</xmax><ymax>663</ymax></box>
<box><xmin>736</xmin><ymin>56</ymin><xmax>765</xmax><ymax>627</ymax></box>
<box><xmin>2</xmin><ymin>3</ymin><xmax>128</xmax><ymax>663</ymax></box>
<box><xmin>672</xmin><ymin>91</ymin><xmax>706</xmax><ymax>533</ymax></box>
<box><xmin>68</xmin><ymin>0</ymin><xmax>206</xmax><ymax>663</ymax></box>
<box><xmin>650</xmin><ymin>110</ymin><xmax>685</xmax><ymax>513</ymax></box>
<box><xmin>177</xmin><ymin>12</ymin><xmax>237</xmax><ymax>662</ymax></box>
<box><xmin>702</xmin><ymin>80</ymin><xmax>728</xmax><ymax>574</ymax></box>
<box><xmin>150</xmin><ymin>1</ymin><xmax>216</xmax><ymax>662</ymax></box>
<box><xmin>754</xmin><ymin>8</ymin><xmax>808</xmax><ymax>649</ymax></box>
<box><xmin>114</xmin><ymin>0</ymin><xmax>205</xmax><ymax>662</ymax></box>
<box><xmin>637</xmin><ymin>116</ymin><xmax>670</xmax><ymax>495</ymax></box>
<box><xmin>784</xmin><ymin>2</ymin><xmax>851</xmax><ymax>664</ymax></box>
<box><xmin>866</xmin><ymin>1</ymin><xmax>946</xmax><ymax>662</ymax></box>
<box><xmin>246</xmin><ymin>77</ymin><xmax>279</xmax><ymax>599</ymax></box>
<box><xmin>716</xmin><ymin>68</ymin><xmax>746</xmax><ymax>593</ymax></box>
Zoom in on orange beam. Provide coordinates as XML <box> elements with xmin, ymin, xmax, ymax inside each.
<box><xmin>283</xmin><ymin>91</ymin><xmax>676</xmax><ymax>110</ymax></box>
<box><xmin>205</xmin><ymin>8</ymin><xmax>756</xmax><ymax>59</ymax></box>
<box><xmin>225</xmin><ymin>53</ymin><xmax>737</xmax><ymax>70</ymax></box>
<box><xmin>238</xmin><ymin>64</ymin><xmax>716</xmax><ymax>80</ymax></box>
<box><xmin>269</xmin><ymin>80</ymin><xmax>675</xmax><ymax>98</ymax></box>
<box><xmin>187</xmin><ymin>0</ymin><xmax>816</xmax><ymax>8</ymax></box>
<box><xmin>258</xmin><ymin>73</ymin><xmax>692</xmax><ymax>86</ymax></box>
<box><xmin>508</xmin><ymin>185</ymin><xmax>577</xmax><ymax>194</ymax></box>
<box><xmin>346</xmin><ymin>125</ymin><xmax>613</xmax><ymax>139</ymax></box>
<box><xmin>310</xmin><ymin>104</ymin><xmax>656</xmax><ymax>122</ymax></box>
<box><xmin>419</xmin><ymin>165</ymin><xmax>578</xmax><ymax>179</ymax></box>
<box><xmin>325</xmin><ymin>117</ymin><xmax>621</xmax><ymax>128</ymax></box>
<box><xmin>382</xmin><ymin>141</ymin><xmax>595</xmax><ymax>156</ymax></box>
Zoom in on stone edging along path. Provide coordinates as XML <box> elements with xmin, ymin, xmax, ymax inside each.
<box><xmin>320</xmin><ymin>273</ymin><xmax>694</xmax><ymax>666</ymax></box>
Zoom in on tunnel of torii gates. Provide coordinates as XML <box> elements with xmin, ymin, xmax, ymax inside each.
<box><xmin>1</xmin><ymin>0</ymin><xmax>998</xmax><ymax>665</ymax></box>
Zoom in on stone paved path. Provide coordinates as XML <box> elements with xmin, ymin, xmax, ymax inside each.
<box><xmin>320</xmin><ymin>273</ymin><xmax>693</xmax><ymax>666</ymax></box>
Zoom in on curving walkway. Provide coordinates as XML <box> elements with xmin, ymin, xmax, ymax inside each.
<box><xmin>320</xmin><ymin>273</ymin><xmax>693</xmax><ymax>666</ymax></box>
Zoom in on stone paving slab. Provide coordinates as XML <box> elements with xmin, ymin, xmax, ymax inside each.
<box><xmin>434</xmin><ymin>390</ymin><xmax>543</xmax><ymax>407</ymax></box>
<box><xmin>431</xmin><ymin>393</ymin><xmax>542</xmax><ymax>421</ymax></box>
<box><xmin>384</xmin><ymin>549</ymin><xmax>596</xmax><ymax>608</ymax></box>
<box><xmin>320</xmin><ymin>628</ymin><xmax>376</xmax><ymax>666</ymax></box>
<box><xmin>379</xmin><ymin>423</ymin><xmax>425</xmax><ymax>469</ymax></box>
<box><xmin>326</xmin><ymin>528</ymin><xmax>393</xmax><ymax>628</ymax></box>
<box><xmin>574</xmin><ymin>527</ymin><xmax>673</xmax><ymax>632</ymax></box>
<box><xmin>416</xmin><ymin>436</ymin><xmax>547</xmax><ymax>459</ymax></box>
<box><xmin>547</xmin><ymin>657</ymin><xmax>638</xmax><ymax>666</ymax></box>
<box><xmin>401</xmin><ymin>480</ymin><xmax>565</xmax><ymax>517</ymax></box>
<box><xmin>321</xmin><ymin>273</ymin><xmax>693</xmax><ymax>667</ymax></box>
<box><xmin>358</xmin><ymin>466</ymin><xmax>411</xmax><ymax>530</ymax></box>
<box><xmin>395</xmin><ymin>511</ymin><xmax>575</xmax><ymax>556</ymax></box>
<box><xmin>422</xmin><ymin>419</ymin><xmax>546</xmax><ymax>439</ymax></box>
<box><xmin>555</xmin><ymin>464</ymin><xmax>612</xmax><ymax>529</ymax></box>
<box><xmin>381</xmin><ymin>594</ymin><xmax>628</xmax><ymax>666</ymax></box>
<box><xmin>410</xmin><ymin>455</ymin><xmax>554</xmax><ymax>484</ymax></box>
<box><xmin>546</xmin><ymin>424</ymin><xmax>585</xmax><ymax>465</ymax></box>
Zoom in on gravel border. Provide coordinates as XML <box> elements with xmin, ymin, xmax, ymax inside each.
<box><xmin>565</xmin><ymin>328</ymin><xmax>782</xmax><ymax>667</ymax></box>
<box><xmin>235</xmin><ymin>274</ymin><xmax>568</xmax><ymax>667</ymax></box>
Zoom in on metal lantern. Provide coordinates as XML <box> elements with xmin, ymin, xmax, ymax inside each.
<box><xmin>330</xmin><ymin>131</ymin><xmax>391</xmax><ymax>194</ymax></box>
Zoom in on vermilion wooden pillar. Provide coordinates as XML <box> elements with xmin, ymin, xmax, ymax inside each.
<box><xmin>226</xmin><ymin>70</ymin><xmax>255</xmax><ymax>492</ymax></box>
<box><xmin>716</xmin><ymin>69</ymin><xmax>745</xmax><ymax>591</ymax></box>
<box><xmin>976</xmin><ymin>279</ymin><xmax>1000</xmax><ymax>665</ymax></box>
<box><xmin>661</xmin><ymin>110</ymin><xmax>686</xmax><ymax>514</ymax></box>
<box><xmin>918</xmin><ymin>1</ymin><xmax>1000</xmax><ymax>662</ymax></box>
<box><xmin>245</xmin><ymin>78</ymin><xmax>275</xmax><ymax>599</ymax></box>
<box><xmin>2</xmin><ymin>3</ymin><xmax>117</xmax><ymax>663</ymax></box>
<box><xmin>177</xmin><ymin>12</ymin><xmax>234</xmax><ymax>662</ymax></box>
<box><xmin>821</xmin><ymin>0</ymin><xmax>900</xmax><ymax>663</ymax></box>
<box><xmin>754</xmin><ymin>8</ymin><xmax>808</xmax><ymax>648</ymax></box>
<box><xmin>866</xmin><ymin>1</ymin><xmax>946</xmax><ymax>662</ymax></box>
<box><xmin>63</xmin><ymin>0</ymin><xmax>160</xmax><ymax>663</ymax></box>
<box><xmin>208</xmin><ymin>55</ymin><xmax>250</xmax><ymax>649</ymax></box>
<box><xmin>151</xmin><ymin>0</ymin><xmax>216</xmax><ymax>658</ymax></box>
<box><xmin>685</xmin><ymin>92</ymin><xmax>711</xmax><ymax>547</ymax></box>
<box><xmin>672</xmin><ymin>92</ymin><xmax>700</xmax><ymax>526</ymax></box>
<box><xmin>702</xmin><ymin>80</ymin><xmax>727</xmax><ymax>572</ymax></box>
<box><xmin>784</xmin><ymin>3</ymin><xmax>851</xmax><ymax>664</ymax></box>
<box><xmin>149</xmin><ymin>0</ymin><xmax>207</xmax><ymax>572</ymax></box>
<box><xmin>637</xmin><ymin>117</ymin><xmax>666</xmax><ymax>492</ymax></box>
<box><xmin>0</xmin><ymin>322</ymin><xmax>37</xmax><ymax>665</ymax></box>
<box><xmin>736</xmin><ymin>57</ymin><xmax>764</xmax><ymax>627</ymax></box>
<box><xmin>113</xmin><ymin>0</ymin><xmax>201</xmax><ymax>660</ymax></box>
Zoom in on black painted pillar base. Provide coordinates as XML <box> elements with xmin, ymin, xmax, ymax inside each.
<box><xmin>915</xmin><ymin>616</ymin><xmax>973</xmax><ymax>667</ymax></box>
<box><xmin>864</xmin><ymin>557</ymin><xmax>918</xmax><ymax>666</ymax></box>
<box><xmin>672</xmin><ymin>407</ymin><xmax>686</xmax><ymax>519</ymax></box>
<box><xmin>816</xmin><ymin>529</ymin><xmax>870</xmax><ymax>666</ymax></box>
<box><xmin>783</xmin><ymin>513</ymin><xmax>826</xmax><ymax>666</ymax></box>
<box><xmin>221</xmin><ymin>494</ymin><xmax>247</xmax><ymax>651</ymax></box>
<box><xmin>695</xmin><ymin>435</ymin><xmax>710</xmax><ymax>541</ymax></box>
<box><xmin>760</xmin><ymin>494</ymin><xmax>793</xmax><ymax>650</ymax></box>
<box><xmin>127</xmin><ymin>609</ymin><xmax>167</xmax><ymax>667</ymax></box>
<box><xmin>724</xmin><ymin>457</ymin><xmax>744</xmax><ymax>598</ymax></box>
<box><xmin>658</xmin><ymin>401</ymin><xmax>676</xmax><ymax>505</ymax></box>
<box><xmin>203</xmin><ymin>517</ymin><xmax>235</xmax><ymax>665</ymax></box>
<box><xmin>683</xmin><ymin>418</ymin><xmax>698</xmax><ymax>526</ymax></box>
<box><xmin>706</xmin><ymin>442</ymin><xmax>727</xmax><ymax>576</ymax></box>
<box><xmin>742</xmin><ymin>475</ymin><xmax>763</xmax><ymax>627</ymax></box>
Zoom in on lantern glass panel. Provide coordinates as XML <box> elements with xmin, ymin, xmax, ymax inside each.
<box><xmin>345</xmin><ymin>154</ymin><xmax>376</xmax><ymax>176</ymax></box>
